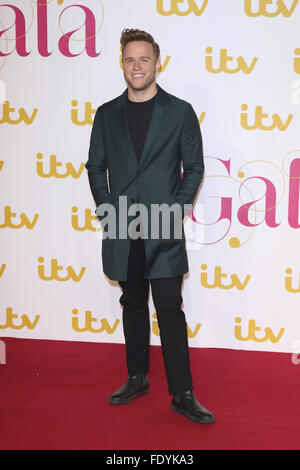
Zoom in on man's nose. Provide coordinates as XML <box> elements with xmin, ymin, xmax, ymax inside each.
<box><xmin>133</xmin><ymin>60</ymin><xmax>142</xmax><ymax>70</ymax></box>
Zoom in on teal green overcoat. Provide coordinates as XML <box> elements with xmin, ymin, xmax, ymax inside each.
<box><xmin>85</xmin><ymin>84</ymin><xmax>204</xmax><ymax>281</ymax></box>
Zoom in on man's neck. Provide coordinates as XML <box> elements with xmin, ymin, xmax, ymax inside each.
<box><xmin>127</xmin><ymin>83</ymin><xmax>158</xmax><ymax>102</ymax></box>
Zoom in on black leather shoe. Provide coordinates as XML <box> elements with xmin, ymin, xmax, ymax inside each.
<box><xmin>108</xmin><ymin>374</ymin><xmax>150</xmax><ymax>405</ymax></box>
<box><xmin>171</xmin><ymin>390</ymin><xmax>215</xmax><ymax>424</ymax></box>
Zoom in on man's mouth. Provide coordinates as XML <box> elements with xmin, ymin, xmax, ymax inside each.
<box><xmin>132</xmin><ymin>74</ymin><xmax>145</xmax><ymax>79</ymax></box>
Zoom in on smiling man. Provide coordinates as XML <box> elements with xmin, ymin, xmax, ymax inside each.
<box><xmin>85</xmin><ymin>29</ymin><xmax>215</xmax><ymax>424</ymax></box>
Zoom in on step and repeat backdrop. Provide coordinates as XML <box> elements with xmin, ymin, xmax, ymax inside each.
<box><xmin>0</xmin><ymin>0</ymin><xmax>300</xmax><ymax>354</ymax></box>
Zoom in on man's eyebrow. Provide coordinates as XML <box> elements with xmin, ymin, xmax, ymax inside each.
<box><xmin>124</xmin><ymin>56</ymin><xmax>151</xmax><ymax>61</ymax></box>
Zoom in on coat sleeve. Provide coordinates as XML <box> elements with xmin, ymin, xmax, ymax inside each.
<box><xmin>85</xmin><ymin>106</ymin><xmax>112</xmax><ymax>208</ymax></box>
<box><xmin>175</xmin><ymin>102</ymin><xmax>204</xmax><ymax>215</ymax></box>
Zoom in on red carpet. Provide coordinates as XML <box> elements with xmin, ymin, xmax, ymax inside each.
<box><xmin>0</xmin><ymin>337</ymin><xmax>299</xmax><ymax>450</ymax></box>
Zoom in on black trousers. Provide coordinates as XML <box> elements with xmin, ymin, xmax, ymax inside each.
<box><xmin>118</xmin><ymin>237</ymin><xmax>193</xmax><ymax>394</ymax></box>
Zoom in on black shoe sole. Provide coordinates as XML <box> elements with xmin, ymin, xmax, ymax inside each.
<box><xmin>109</xmin><ymin>387</ymin><xmax>150</xmax><ymax>405</ymax></box>
<box><xmin>171</xmin><ymin>404</ymin><xmax>216</xmax><ymax>424</ymax></box>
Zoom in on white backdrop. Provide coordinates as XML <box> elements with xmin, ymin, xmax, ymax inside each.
<box><xmin>1</xmin><ymin>0</ymin><xmax>300</xmax><ymax>353</ymax></box>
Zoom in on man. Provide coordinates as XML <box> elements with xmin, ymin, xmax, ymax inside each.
<box><xmin>85</xmin><ymin>29</ymin><xmax>215</xmax><ymax>424</ymax></box>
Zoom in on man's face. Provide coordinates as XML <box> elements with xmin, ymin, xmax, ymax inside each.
<box><xmin>122</xmin><ymin>41</ymin><xmax>161</xmax><ymax>92</ymax></box>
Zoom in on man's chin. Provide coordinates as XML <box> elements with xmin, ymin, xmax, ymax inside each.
<box><xmin>128</xmin><ymin>82</ymin><xmax>148</xmax><ymax>91</ymax></box>
<box><xmin>126</xmin><ymin>78</ymin><xmax>155</xmax><ymax>92</ymax></box>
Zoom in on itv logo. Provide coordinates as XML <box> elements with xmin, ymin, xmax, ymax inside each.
<box><xmin>156</xmin><ymin>0</ymin><xmax>209</xmax><ymax>16</ymax></box>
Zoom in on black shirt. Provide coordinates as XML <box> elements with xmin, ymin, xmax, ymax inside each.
<box><xmin>126</xmin><ymin>93</ymin><xmax>157</xmax><ymax>163</ymax></box>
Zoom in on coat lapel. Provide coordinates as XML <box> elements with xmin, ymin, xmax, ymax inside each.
<box><xmin>138</xmin><ymin>84</ymin><xmax>169</xmax><ymax>170</ymax></box>
<box><xmin>114</xmin><ymin>84</ymin><xmax>170</xmax><ymax>171</ymax></box>
<box><xmin>115</xmin><ymin>89</ymin><xmax>138</xmax><ymax>170</ymax></box>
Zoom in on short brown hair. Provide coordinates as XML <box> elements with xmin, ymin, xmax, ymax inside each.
<box><xmin>120</xmin><ymin>29</ymin><xmax>160</xmax><ymax>61</ymax></box>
